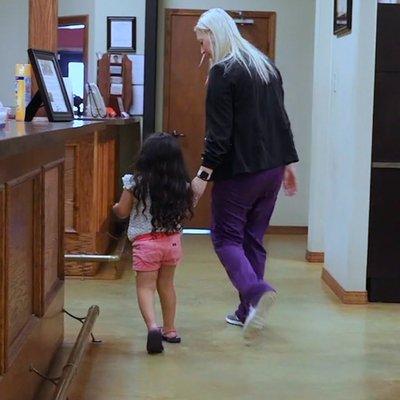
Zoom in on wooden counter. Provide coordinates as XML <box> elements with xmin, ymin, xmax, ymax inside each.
<box><xmin>0</xmin><ymin>118</ymin><xmax>140</xmax><ymax>399</ymax></box>
<box><xmin>64</xmin><ymin>118</ymin><xmax>140</xmax><ymax>276</ymax></box>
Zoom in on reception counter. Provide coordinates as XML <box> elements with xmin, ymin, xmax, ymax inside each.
<box><xmin>0</xmin><ymin>118</ymin><xmax>140</xmax><ymax>399</ymax></box>
<box><xmin>64</xmin><ymin>118</ymin><xmax>140</xmax><ymax>276</ymax></box>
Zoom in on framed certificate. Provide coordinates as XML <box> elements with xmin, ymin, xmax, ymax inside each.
<box><xmin>334</xmin><ymin>0</ymin><xmax>352</xmax><ymax>36</ymax></box>
<box><xmin>107</xmin><ymin>16</ymin><xmax>137</xmax><ymax>53</ymax></box>
<box><xmin>27</xmin><ymin>49</ymin><xmax>74</xmax><ymax>122</ymax></box>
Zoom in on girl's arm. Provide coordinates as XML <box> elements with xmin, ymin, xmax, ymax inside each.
<box><xmin>113</xmin><ymin>189</ymin><xmax>134</xmax><ymax>219</ymax></box>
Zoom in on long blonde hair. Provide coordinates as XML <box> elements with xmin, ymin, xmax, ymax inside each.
<box><xmin>194</xmin><ymin>8</ymin><xmax>277</xmax><ymax>84</ymax></box>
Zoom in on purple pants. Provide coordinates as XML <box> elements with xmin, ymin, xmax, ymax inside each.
<box><xmin>211</xmin><ymin>167</ymin><xmax>284</xmax><ymax>323</ymax></box>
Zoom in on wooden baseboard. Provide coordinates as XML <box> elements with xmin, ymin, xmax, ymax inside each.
<box><xmin>321</xmin><ymin>268</ymin><xmax>368</xmax><ymax>304</ymax></box>
<box><xmin>306</xmin><ymin>250</ymin><xmax>325</xmax><ymax>263</ymax></box>
<box><xmin>267</xmin><ymin>226</ymin><xmax>308</xmax><ymax>235</ymax></box>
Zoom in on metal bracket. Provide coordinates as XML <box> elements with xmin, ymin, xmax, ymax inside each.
<box><xmin>29</xmin><ymin>364</ymin><xmax>60</xmax><ymax>386</ymax></box>
<box><xmin>63</xmin><ymin>309</ymin><xmax>102</xmax><ymax>343</ymax></box>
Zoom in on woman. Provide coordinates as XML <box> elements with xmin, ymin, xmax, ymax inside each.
<box><xmin>191</xmin><ymin>8</ymin><xmax>299</xmax><ymax>340</ymax></box>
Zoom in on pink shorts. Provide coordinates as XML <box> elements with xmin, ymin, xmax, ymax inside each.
<box><xmin>132</xmin><ymin>232</ymin><xmax>182</xmax><ymax>272</ymax></box>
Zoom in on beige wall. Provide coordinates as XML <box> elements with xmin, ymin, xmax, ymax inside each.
<box><xmin>59</xmin><ymin>0</ymin><xmax>146</xmax><ymax>82</ymax></box>
<box><xmin>0</xmin><ymin>0</ymin><xmax>29</xmax><ymax>106</ymax></box>
<box><xmin>157</xmin><ymin>0</ymin><xmax>315</xmax><ymax>226</ymax></box>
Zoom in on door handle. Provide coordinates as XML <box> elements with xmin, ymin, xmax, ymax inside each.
<box><xmin>172</xmin><ymin>130</ymin><xmax>186</xmax><ymax>138</ymax></box>
<box><xmin>372</xmin><ymin>162</ymin><xmax>400</xmax><ymax>169</ymax></box>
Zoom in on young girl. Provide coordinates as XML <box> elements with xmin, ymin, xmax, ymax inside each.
<box><xmin>113</xmin><ymin>133</ymin><xmax>193</xmax><ymax>354</ymax></box>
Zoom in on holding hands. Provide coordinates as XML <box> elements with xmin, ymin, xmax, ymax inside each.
<box><xmin>191</xmin><ymin>166</ymin><xmax>213</xmax><ymax>207</ymax></box>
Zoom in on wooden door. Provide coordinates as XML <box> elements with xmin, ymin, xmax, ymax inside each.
<box><xmin>163</xmin><ymin>9</ymin><xmax>276</xmax><ymax>228</ymax></box>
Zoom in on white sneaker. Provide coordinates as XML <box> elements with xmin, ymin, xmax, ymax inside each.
<box><xmin>243</xmin><ymin>291</ymin><xmax>276</xmax><ymax>340</ymax></box>
<box><xmin>225</xmin><ymin>313</ymin><xmax>244</xmax><ymax>327</ymax></box>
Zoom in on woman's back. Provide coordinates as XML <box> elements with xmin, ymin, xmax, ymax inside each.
<box><xmin>204</xmin><ymin>60</ymin><xmax>298</xmax><ymax>181</ymax></box>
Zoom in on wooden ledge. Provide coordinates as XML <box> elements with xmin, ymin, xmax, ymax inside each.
<box><xmin>306</xmin><ymin>250</ymin><xmax>325</xmax><ymax>263</ymax></box>
<box><xmin>266</xmin><ymin>226</ymin><xmax>308</xmax><ymax>235</ymax></box>
<box><xmin>321</xmin><ymin>268</ymin><xmax>368</xmax><ymax>304</ymax></box>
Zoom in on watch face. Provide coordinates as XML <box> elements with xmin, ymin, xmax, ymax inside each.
<box><xmin>199</xmin><ymin>171</ymin><xmax>210</xmax><ymax>180</ymax></box>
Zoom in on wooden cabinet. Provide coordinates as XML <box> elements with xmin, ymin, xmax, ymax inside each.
<box><xmin>0</xmin><ymin>119</ymin><xmax>140</xmax><ymax>399</ymax></box>
<box><xmin>367</xmin><ymin>4</ymin><xmax>400</xmax><ymax>302</ymax></box>
<box><xmin>64</xmin><ymin>119</ymin><xmax>140</xmax><ymax>276</ymax></box>
<box><xmin>0</xmin><ymin>124</ymin><xmax>69</xmax><ymax>399</ymax></box>
<box><xmin>64</xmin><ymin>129</ymin><xmax>117</xmax><ymax>276</ymax></box>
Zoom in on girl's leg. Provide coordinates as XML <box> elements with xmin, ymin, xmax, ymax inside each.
<box><xmin>157</xmin><ymin>265</ymin><xmax>177</xmax><ymax>333</ymax></box>
<box><xmin>136</xmin><ymin>270</ymin><xmax>159</xmax><ymax>330</ymax></box>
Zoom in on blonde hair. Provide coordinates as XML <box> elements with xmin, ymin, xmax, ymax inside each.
<box><xmin>194</xmin><ymin>8</ymin><xmax>277</xmax><ymax>84</ymax></box>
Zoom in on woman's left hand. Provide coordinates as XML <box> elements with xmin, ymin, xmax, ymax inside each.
<box><xmin>191</xmin><ymin>176</ymin><xmax>208</xmax><ymax>207</ymax></box>
<box><xmin>283</xmin><ymin>164</ymin><xmax>298</xmax><ymax>196</ymax></box>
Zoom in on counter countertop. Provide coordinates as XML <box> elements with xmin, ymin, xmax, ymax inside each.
<box><xmin>0</xmin><ymin>118</ymin><xmax>139</xmax><ymax>159</ymax></box>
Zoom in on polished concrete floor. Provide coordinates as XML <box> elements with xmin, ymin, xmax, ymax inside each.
<box><xmin>60</xmin><ymin>235</ymin><xmax>400</xmax><ymax>399</ymax></box>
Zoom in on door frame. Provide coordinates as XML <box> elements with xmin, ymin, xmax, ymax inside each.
<box><xmin>58</xmin><ymin>15</ymin><xmax>89</xmax><ymax>104</ymax></box>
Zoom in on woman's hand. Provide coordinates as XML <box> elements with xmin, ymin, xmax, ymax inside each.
<box><xmin>191</xmin><ymin>176</ymin><xmax>208</xmax><ymax>207</ymax></box>
<box><xmin>283</xmin><ymin>164</ymin><xmax>298</xmax><ymax>196</ymax></box>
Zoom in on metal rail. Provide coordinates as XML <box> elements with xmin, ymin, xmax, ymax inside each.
<box><xmin>64</xmin><ymin>253</ymin><xmax>120</xmax><ymax>262</ymax></box>
<box><xmin>64</xmin><ymin>236</ymin><xmax>126</xmax><ymax>263</ymax></box>
<box><xmin>53</xmin><ymin>306</ymin><xmax>100</xmax><ymax>400</ymax></box>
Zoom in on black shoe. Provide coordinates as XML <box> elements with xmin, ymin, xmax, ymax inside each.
<box><xmin>147</xmin><ymin>329</ymin><xmax>164</xmax><ymax>354</ymax></box>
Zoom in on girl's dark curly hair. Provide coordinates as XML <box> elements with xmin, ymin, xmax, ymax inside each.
<box><xmin>132</xmin><ymin>132</ymin><xmax>193</xmax><ymax>232</ymax></box>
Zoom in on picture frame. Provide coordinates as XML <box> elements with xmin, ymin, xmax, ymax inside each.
<box><xmin>334</xmin><ymin>0</ymin><xmax>353</xmax><ymax>36</ymax></box>
<box><xmin>107</xmin><ymin>16</ymin><xmax>137</xmax><ymax>53</ymax></box>
<box><xmin>27</xmin><ymin>48</ymin><xmax>74</xmax><ymax>122</ymax></box>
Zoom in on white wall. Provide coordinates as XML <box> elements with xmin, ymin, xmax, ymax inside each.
<box><xmin>0</xmin><ymin>0</ymin><xmax>29</xmax><ymax>106</ymax></box>
<box><xmin>156</xmin><ymin>0</ymin><xmax>315</xmax><ymax>226</ymax></box>
<box><xmin>307</xmin><ymin>0</ymin><xmax>333</xmax><ymax>253</ymax></box>
<box><xmin>59</xmin><ymin>0</ymin><xmax>146</xmax><ymax>82</ymax></box>
<box><xmin>310</xmin><ymin>0</ymin><xmax>377</xmax><ymax>291</ymax></box>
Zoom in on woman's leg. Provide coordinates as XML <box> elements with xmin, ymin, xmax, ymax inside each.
<box><xmin>211</xmin><ymin>168</ymin><xmax>284</xmax><ymax>323</ymax></box>
<box><xmin>157</xmin><ymin>265</ymin><xmax>177</xmax><ymax>333</ymax></box>
<box><xmin>237</xmin><ymin>170</ymin><xmax>283</xmax><ymax>319</ymax></box>
<box><xmin>136</xmin><ymin>270</ymin><xmax>159</xmax><ymax>330</ymax></box>
<box><xmin>211</xmin><ymin>181</ymin><xmax>270</xmax><ymax>318</ymax></box>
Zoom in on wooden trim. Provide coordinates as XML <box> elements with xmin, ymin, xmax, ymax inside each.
<box><xmin>0</xmin><ymin>185</ymin><xmax>5</xmax><ymax>374</ymax></box>
<box><xmin>33</xmin><ymin>173</ymin><xmax>43</xmax><ymax>317</ymax></box>
<box><xmin>44</xmin><ymin>280</ymin><xmax>63</xmax><ymax>311</ymax></box>
<box><xmin>58</xmin><ymin>161</ymin><xmax>65</xmax><ymax>281</ymax></box>
<box><xmin>306</xmin><ymin>250</ymin><xmax>325</xmax><ymax>263</ymax></box>
<box><xmin>42</xmin><ymin>160</ymin><xmax>65</xmax><ymax>311</ymax></box>
<box><xmin>321</xmin><ymin>268</ymin><xmax>368</xmax><ymax>304</ymax></box>
<box><xmin>7</xmin><ymin>168</ymin><xmax>42</xmax><ymax>187</ymax></box>
<box><xmin>266</xmin><ymin>226</ymin><xmax>308</xmax><ymax>235</ymax></box>
<box><xmin>58</xmin><ymin>15</ymin><xmax>89</xmax><ymax>105</ymax></box>
<box><xmin>163</xmin><ymin>9</ymin><xmax>173</xmax><ymax>132</ymax></box>
<box><xmin>43</xmin><ymin>158</ymin><xmax>65</xmax><ymax>171</ymax></box>
<box><xmin>7</xmin><ymin>317</ymin><xmax>39</xmax><ymax>369</ymax></box>
<box><xmin>3</xmin><ymin>185</ymin><xmax>9</xmax><ymax>371</ymax></box>
<box><xmin>65</xmin><ymin>144</ymin><xmax>79</xmax><ymax>233</ymax></box>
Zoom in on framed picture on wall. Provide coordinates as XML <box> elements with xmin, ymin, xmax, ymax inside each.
<box><xmin>107</xmin><ymin>16</ymin><xmax>136</xmax><ymax>53</ymax></box>
<box><xmin>334</xmin><ymin>0</ymin><xmax>353</xmax><ymax>36</ymax></box>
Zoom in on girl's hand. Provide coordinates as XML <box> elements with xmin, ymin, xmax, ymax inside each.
<box><xmin>191</xmin><ymin>176</ymin><xmax>208</xmax><ymax>207</ymax></box>
<box><xmin>283</xmin><ymin>164</ymin><xmax>298</xmax><ymax>196</ymax></box>
<box><xmin>113</xmin><ymin>189</ymin><xmax>134</xmax><ymax>218</ymax></box>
